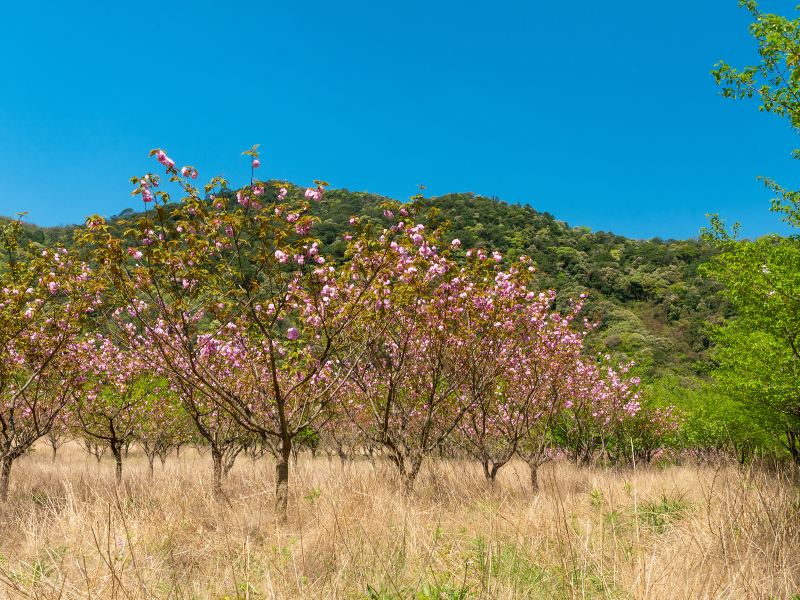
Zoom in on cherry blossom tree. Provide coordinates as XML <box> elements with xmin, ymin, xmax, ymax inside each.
<box><xmin>79</xmin><ymin>147</ymin><xmax>385</xmax><ymax>516</ymax></box>
<box><xmin>0</xmin><ymin>219</ymin><xmax>97</xmax><ymax>500</ymax></box>
<box><xmin>135</xmin><ymin>379</ymin><xmax>194</xmax><ymax>476</ymax></box>
<box><xmin>550</xmin><ymin>358</ymin><xmax>642</xmax><ymax>467</ymax></box>
<box><xmin>343</xmin><ymin>223</ymin><xmax>478</xmax><ymax>493</ymax></box>
<box><xmin>72</xmin><ymin>336</ymin><xmax>152</xmax><ymax>483</ymax></box>
<box><xmin>456</xmin><ymin>267</ymin><xmax>591</xmax><ymax>487</ymax></box>
<box><xmin>45</xmin><ymin>419</ymin><xmax>68</xmax><ymax>462</ymax></box>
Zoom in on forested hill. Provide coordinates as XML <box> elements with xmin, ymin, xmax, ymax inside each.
<box><xmin>12</xmin><ymin>186</ymin><xmax>727</xmax><ymax>378</ymax></box>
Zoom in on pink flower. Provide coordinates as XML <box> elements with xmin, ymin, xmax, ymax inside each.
<box><xmin>277</xmin><ymin>187</ymin><xmax>288</xmax><ymax>201</ymax></box>
<box><xmin>253</xmin><ymin>184</ymin><xmax>264</xmax><ymax>196</ymax></box>
<box><xmin>274</xmin><ymin>250</ymin><xmax>288</xmax><ymax>263</ymax></box>
<box><xmin>252</xmin><ymin>158</ymin><xmax>260</xmax><ymax>169</ymax></box>
<box><xmin>286</xmin><ymin>213</ymin><xmax>299</xmax><ymax>223</ymax></box>
<box><xmin>383</xmin><ymin>209</ymin><xmax>394</xmax><ymax>219</ymax></box>
<box><xmin>48</xmin><ymin>281</ymin><xmax>59</xmax><ymax>295</ymax></box>
<box><xmin>287</xmin><ymin>327</ymin><xmax>299</xmax><ymax>340</ymax></box>
<box><xmin>304</xmin><ymin>187</ymin><xmax>324</xmax><ymax>201</ymax></box>
<box><xmin>451</xmin><ymin>239</ymin><xmax>461</xmax><ymax>248</ymax></box>
<box><xmin>156</xmin><ymin>150</ymin><xmax>175</xmax><ymax>169</ymax></box>
<box><xmin>181</xmin><ymin>167</ymin><xmax>191</xmax><ymax>177</ymax></box>
<box><xmin>127</xmin><ymin>248</ymin><xmax>143</xmax><ymax>260</ymax></box>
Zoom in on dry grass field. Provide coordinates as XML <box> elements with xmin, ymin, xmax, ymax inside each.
<box><xmin>0</xmin><ymin>442</ymin><xmax>798</xmax><ymax>599</ymax></box>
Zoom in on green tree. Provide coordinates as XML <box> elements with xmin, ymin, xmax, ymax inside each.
<box><xmin>701</xmin><ymin>230</ymin><xmax>800</xmax><ymax>463</ymax></box>
<box><xmin>713</xmin><ymin>0</ymin><xmax>800</xmax><ymax>226</ymax></box>
<box><xmin>707</xmin><ymin>1</ymin><xmax>800</xmax><ymax>464</ymax></box>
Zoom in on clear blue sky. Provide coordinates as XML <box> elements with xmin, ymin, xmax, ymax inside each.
<box><xmin>1</xmin><ymin>0</ymin><xmax>797</xmax><ymax>239</ymax></box>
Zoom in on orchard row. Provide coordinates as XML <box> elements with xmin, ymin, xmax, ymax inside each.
<box><xmin>0</xmin><ymin>148</ymin><xmax>674</xmax><ymax>514</ymax></box>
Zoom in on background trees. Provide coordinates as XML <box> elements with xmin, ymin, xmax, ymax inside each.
<box><xmin>707</xmin><ymin>0</ymin><xmax>800</xmax><ymax>466</ymax></box>
<box><xmin>701</xmin><ymin>237</ymin><xmax>800</xmax><ymax>464</ymax></box>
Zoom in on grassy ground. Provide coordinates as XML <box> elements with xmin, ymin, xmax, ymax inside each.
<box><xmin>0</xmin><ymin>442</ymin><xmax>798</xmax><ymax>599</ymax></box>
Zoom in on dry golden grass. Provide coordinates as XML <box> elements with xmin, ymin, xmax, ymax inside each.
<box><xmin>0</xmin><ymin>442</ymin><xmax>798</xmax><ymax>600</ymax></box>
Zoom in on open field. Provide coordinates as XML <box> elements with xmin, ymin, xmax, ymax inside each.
<box><xmin>0</xmin><ymin>443</ymin><xmax>798</xmax><ymax>600</ymax></box>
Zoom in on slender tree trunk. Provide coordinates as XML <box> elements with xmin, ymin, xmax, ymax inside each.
<box><xmin>51</xmin><ymin>445</ymin><xmax>58</xmax><ymax>462</ymax></box>
<box><xmin>0</xmin><ymin>456</ymin><xmax>13</xmax><ymax>502</ymax></box>
<box><xmin>111</xmin><ymin>443</ymin><xmax>123</xmax><ymax>484</ymax></box>
<box><xmin>222</xmin><ymin>452</ymin><xmax>236</xmax><ymax>478</ymax></box>
<box><xmin>211</xmin><ymin>446</ymin><xmax>224</xmax><ymax>499</ymax></box>
<box><xmin>147</xmin><ymin>455</ymin><xmax>155</xmax><ymax>478</ymax></box>
<box><xmin>529</xmin><ymin>462</ymin><xmax>540</xmax><ymax>495</ymax></box>
<box><xmin>276</xmin><ymin>440</ymin><xmax>292</xmax><ymax>521</ymax></box>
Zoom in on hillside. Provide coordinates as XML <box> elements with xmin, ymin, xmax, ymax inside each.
<box><xmin>11</xmin><ymin>186</ymin><xmax>727</xmax><ymax>378</ymax></box>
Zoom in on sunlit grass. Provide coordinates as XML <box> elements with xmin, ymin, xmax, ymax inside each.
<box><xmin>0</xmin><ymin>442</ymin><xmax>797</xmax><ymax>599</ymax></box>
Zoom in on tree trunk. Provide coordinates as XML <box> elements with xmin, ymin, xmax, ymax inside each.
<box><xmin>0</xmin><ymin>456</ymin><xmax>13</xmax><ymax>502</ymax></box>
<box><xmin>112</xmin><ymin>443</ymin><xmax>123</xmax><ymax>484</ymax></box>
<box><xmin>275</xmin><ymin>440</ymin><xmax>292</xmax><ymax>521</ymax></box>
<box><xmin>529</xmin><ymin>462</ymin><xmax>540</xmax><ymax>495</ymax></box>
<box><xmin>147</xmin><ymin>455</ymin><xmax>155</xmax><ymax>478</ymax></box>
<box><xmin>401</xmin><ymin>458</ymin><xmax>421</xmax><ymax>497</ymax></box>
<box><xmin>52</xmin><ymin>445</ymin><xmax>58</xmax><ymax>462</ymax></box>
<box><xmin>482</xmin><ymin>460</ymin><xmax>503</xmax><ymax>492</ymax></box>
<box><xmin>787</xmin><ymin>429</ymin><xmax>800</xmax><ymax>466</ymax></box>
<box><xmin>211</xmin><ymin>447</ymin><xmax>224</xmax><ymax>499</ymax></box>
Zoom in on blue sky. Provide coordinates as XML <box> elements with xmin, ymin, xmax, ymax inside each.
<box><xmin>0</xmin><ymin>0</ymin><xmax>798</xmax><ymax>239</ymax></box>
